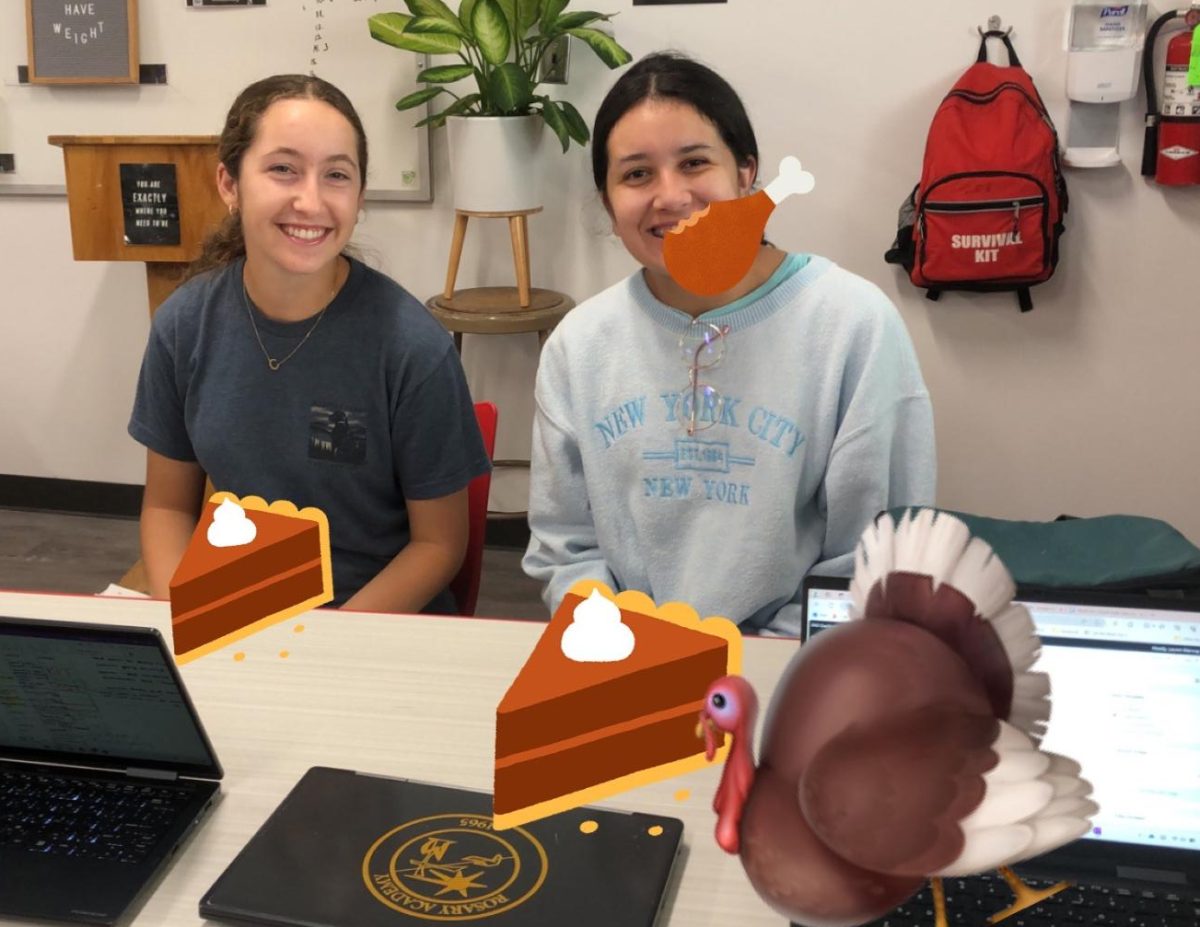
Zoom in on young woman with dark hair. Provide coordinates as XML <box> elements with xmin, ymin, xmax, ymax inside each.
<box><xmin>129</xmin><ymin>74</ymin><xmax>490</xmax><ymax>614</ymax></box>
<box><xmin>523</xmin><ymin>52</ymin><xmax>936</xmax><ymax>635</ymax></box>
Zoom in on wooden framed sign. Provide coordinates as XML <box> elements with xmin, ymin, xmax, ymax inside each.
<box><xmin>26</xmin><ymin>0</ymin><xmax>139</xmax><ymax>85</ymax></box>
<box><xmin>119</xmin><ymin>162</ymin><xmax>181</xmax><ymax>246</ymax></box>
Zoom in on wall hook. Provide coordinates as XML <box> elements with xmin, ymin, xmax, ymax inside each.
<box><xmin>978</xmin><ymin>14</ymin><xmax>1013</xmax><ymax>37</ymax></box>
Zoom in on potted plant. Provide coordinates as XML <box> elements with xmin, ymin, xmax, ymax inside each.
<box><xmin>369</xmin><ymin>0</ymin><xmax>631</xmax><ymax>211</ymax></box>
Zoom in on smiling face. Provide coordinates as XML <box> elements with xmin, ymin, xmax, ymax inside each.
<box><xmin>604</xmin><ymin>99</ymin><xmax>756</xmax><ymax>279</ymax></box>
<box><xmin>217</xmin><ymin>97</ymin><xmax>364</xmax><ymax>286</ymax></box>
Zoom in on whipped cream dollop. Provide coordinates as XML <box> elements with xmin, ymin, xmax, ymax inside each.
<box><xmin>206</xmin><ymin>498</ymin><xmax>257</xmax><ymax>548</ymax></box>
<box><xmin>561</xmin><ymin>589</ymin><xmax>636</xmax><ymax>663</ymax></box>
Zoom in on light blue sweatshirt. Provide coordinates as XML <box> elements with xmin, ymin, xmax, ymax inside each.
<box><xmin>522</xmin><ymin>255</ymin><xmax>935</xmax><ymax>636</ymax></box>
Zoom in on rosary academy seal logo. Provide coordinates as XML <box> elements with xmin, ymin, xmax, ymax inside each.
<box><xmin>362</xmin><ymin>814</ymin><xmax>547</xmax><ymax>921</ymax></box>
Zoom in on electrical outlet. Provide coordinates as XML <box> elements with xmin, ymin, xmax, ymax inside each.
<box><xmin>540</xmin><ymin>35</ymin><xmax>570</xmax><ymax>85</ymax></box>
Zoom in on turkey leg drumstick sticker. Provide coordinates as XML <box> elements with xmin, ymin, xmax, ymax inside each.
<box><xmin>663</xmin><ymin>156</ymin><xmax>815</xmax><ymax>296</ymax></box>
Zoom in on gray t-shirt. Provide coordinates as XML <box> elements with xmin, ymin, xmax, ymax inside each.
<box><xmin>129</xmin><ymin>256</ymin><xmax>490</xmax><ymax>612</ymax></box>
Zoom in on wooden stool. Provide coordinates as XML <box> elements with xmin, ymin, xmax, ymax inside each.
<box><xmin>425</xmin><ymin>289</ymin><xmax>574</xmax><ymax>496</ymax></box>
<box><xmin>443</xmin><ymin>207</ymin><xmax>542</xmax><ymax>308</ymax></box>
<box><xmin>425</xmin><ymin>287</ymin><xmax>575</xmax><ymax>352</ymax></box>
<box><xmin>428</xmin><ymin>212</ymin><xmax>575</xmax><ymax>518</ymax></box>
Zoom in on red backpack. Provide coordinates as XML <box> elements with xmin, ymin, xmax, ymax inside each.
<box><xmin>885</xmin><ymin>32</ymin><xmax>1067</xmax><ymax>312</ymax></box>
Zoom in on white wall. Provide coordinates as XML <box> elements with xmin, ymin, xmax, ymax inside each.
<box><xmin>3</xmin><ymin>0</ymin><xmax>1200</xmax><ymax>539</ymax></box>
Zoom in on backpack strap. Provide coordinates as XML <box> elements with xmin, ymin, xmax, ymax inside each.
<box><xmin>976</xmin><ymin>31</ymin><xmax>1021</xmax><ymax>67</ymax></box>
<box><xmin>926</xmin><ymin>287</ymin><xmax>1033</xmax><ymax>311</ymax></box>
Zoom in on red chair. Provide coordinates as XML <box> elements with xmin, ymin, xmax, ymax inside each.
<box><xmin>450</xmin><ymin>401</ymin><xmax>497</xmax><ymax>616</ymax></box>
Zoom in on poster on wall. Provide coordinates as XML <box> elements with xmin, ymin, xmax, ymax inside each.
<box><xmin>633</xmin><ymin>0</ymin><xmax>727</xmax><ymax>5</ymax></box>
<box><xmin>186</xmin><ymin>1</ymin><xmax>266</xmax><ymax>6</ymax></box>
<box><xmin>26</xmin><ymin>0</ymin><xmax>139</xmax><ymax>84</ymax></box>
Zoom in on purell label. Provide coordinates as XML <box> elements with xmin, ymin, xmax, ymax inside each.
<box><xmin>1098</xmin><ymin>5</ymin><xmax>1131</xmax><ymax>36</ymax></box>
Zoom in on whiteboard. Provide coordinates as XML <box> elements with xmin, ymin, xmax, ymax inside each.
<box><xmin>0</xmin><ymin>0</ymin><xmax>430</xmax><ymax>200</ymax></box>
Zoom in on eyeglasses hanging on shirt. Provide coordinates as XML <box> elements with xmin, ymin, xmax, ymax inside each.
<box><xmin>679</xmin><ymin>323</ymin><xmax>730</xmax><ymax>436</ymax></box>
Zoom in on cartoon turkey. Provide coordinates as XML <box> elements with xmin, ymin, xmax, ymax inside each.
<box><xmin>698</xmin><ymin>509</ymin><xmax>1097</xmax><ymax>927</ymax></box>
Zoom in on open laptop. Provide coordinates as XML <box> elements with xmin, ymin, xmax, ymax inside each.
<box><xmin>0</xmin><ymin>616</ymin><xmax>223</xmax><ymax>925</ymax></box>
<box><xmin>200</xmin><ymin>766</ymin><xmax>682</xmax><ymax>927</ymax></box>
<box><xmin>802</xmin><ymin>576</ymin><xmax>1200</xmax><ymax>925</ymax></box>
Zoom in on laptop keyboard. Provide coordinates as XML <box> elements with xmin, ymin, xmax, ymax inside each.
<box><xmin>0</xmin><ymin>767</ymin><xmax>195</xmax><ymax>865</ymax></box>
<box><xmin>859</xmin><ymin>872</ymin><xmax>1200</xmax><ymax>926</ymax></box>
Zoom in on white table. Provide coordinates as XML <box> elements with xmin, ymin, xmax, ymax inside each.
<box><xmin>0</xmin><ymin>590</ymin><xmax>798</xmax><ymax>926</ymax></box>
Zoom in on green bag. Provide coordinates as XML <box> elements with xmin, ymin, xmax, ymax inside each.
<box><xmin>889</xmin><ymin>508</ymin><xmax>1200</xmax><ymax>598</ymax></box>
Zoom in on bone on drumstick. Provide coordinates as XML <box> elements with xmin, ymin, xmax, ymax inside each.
<box><xmin>664</xmin><ymin>157</ymin><xmax>816</xmax><ymax>297</ymax></box>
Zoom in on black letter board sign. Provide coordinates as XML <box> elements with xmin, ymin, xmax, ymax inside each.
<box><xmin>26</xmin><ymin>0</ymin><xmax>139</xmax><ymax>84</ymax></box>
<box><xmin>120</xmin><ymin>163</ymin><xmax>181</xmax><ymax>246</ymax></box>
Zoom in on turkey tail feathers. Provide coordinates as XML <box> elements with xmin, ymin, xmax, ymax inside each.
<box><xmin>936</xmin><ymin>722</ymin><xmax>1097</xmax><ymax>876</ymax></box>
<box><xmin>849</xmin><ymin>509</ymin><xmax>1050</xmax><ymax>741</ymax></box>
<box><xmin>850</xmin><ymin>513</ymin><xmax>898</xmax><ymax>605</ymax></box>
<box><xmin>992</xmin><ymin>605</ymin><xmax>1041</xmax><ymax>675</ymax></box>
<box><xmin>1010</xmin><ymin>671</ymin><xmax>1051</xmax><ymax>743</ymax></box>
<box><xmin>851</xmin><ymin>509</ymin><xmax>1014</xmax><ymax>616</ymax></box>
<box><xmin>946</xmin><ymin>537</ymin><xmax>1015</xmax><ymax>619</ymax></box>
<box><xmin>894</xmin><ymin>507</ymin><xmax>971</xmax><ymax>590</ymax></box>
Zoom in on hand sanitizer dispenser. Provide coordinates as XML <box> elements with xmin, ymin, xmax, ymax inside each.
<box><xmin>1063</xmin><ymin>1</ymin><xmax>1149</xmax><ymax>167</ymax></box>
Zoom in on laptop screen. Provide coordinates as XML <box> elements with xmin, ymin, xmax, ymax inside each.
<box><xmin>802</xmin><ymin>580</ymin><xmax>1200</xmax><ymax>860</ymax></box>
<box><xmin>0</xmin><ymin>618</ymin><xmax>222</xmax><ymax>779</ymax></box>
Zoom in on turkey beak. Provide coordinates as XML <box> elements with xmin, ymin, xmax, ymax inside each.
<box><xmin>697</xmin><ymin>710</ymin><xmax>719</xmax><ymax>761</ymax></box>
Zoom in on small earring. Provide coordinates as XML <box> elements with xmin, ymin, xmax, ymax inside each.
<box><xmin>228</xmin><ymin>203</ymin><xmax>236</xmax><ymax>216</ymax></box>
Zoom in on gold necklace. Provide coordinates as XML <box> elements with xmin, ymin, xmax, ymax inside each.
<box><xmin>242</xmin><ymin>271</ymin><xmax>339</xmax><ymax>371</ymax></box>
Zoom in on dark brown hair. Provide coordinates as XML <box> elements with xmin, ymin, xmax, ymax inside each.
<box><xmin>188</xmin><ymin>74</ymin><xmax>368</xmax><ymax>278</ymax></box>
<box><xmin>591</xmin><ymin>52</ymin><xmax>758</xmax><ymax>194</ymax></box>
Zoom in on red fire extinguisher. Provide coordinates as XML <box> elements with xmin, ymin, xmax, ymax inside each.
<box><xmin>1142</xmin><ymin>6</ymin><xmax>1200</xmax><ymax>185</ymax></box>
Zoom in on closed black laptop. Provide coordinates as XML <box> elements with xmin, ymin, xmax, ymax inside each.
<box><xmin>0</xmin><ymin>616</ymin><xmax>223</xmax><ymax>925</ymax></box>
<box><xmin>802</xmin><ymin>576</ymin><xmax>1200</xmax><ymax>926</ymax></box>
<box><xmin>201</xmin><ymin>766</ymin><xmax>683</xmax><ymax>927</ymax></box>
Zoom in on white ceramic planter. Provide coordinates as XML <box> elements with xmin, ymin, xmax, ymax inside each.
<box><xmin>446</xmin><ymin>114</ymin><xmax>543</xmax><ymax>212</ymax></box>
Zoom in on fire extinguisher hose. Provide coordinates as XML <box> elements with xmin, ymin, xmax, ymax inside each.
<box><xmin>1141</xmin><ymin>9</ymin><xmax>1185</xmax><ymax>176</ymax></box>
